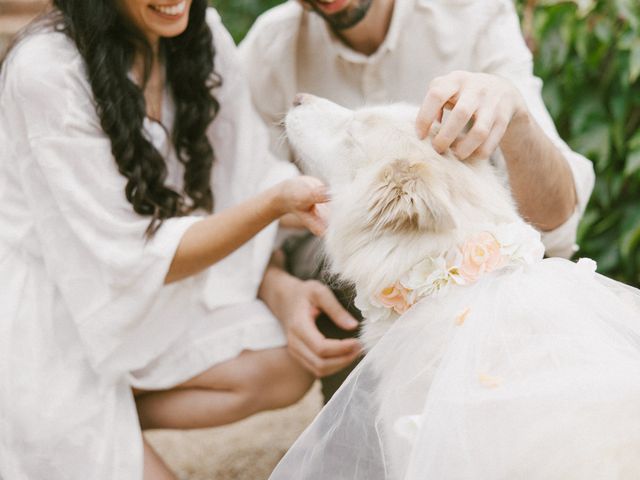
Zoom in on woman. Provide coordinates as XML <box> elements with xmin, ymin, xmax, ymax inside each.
<box><xmin>0</xmin><ymin>1</ymin><xmax>323</xmax><ymax>478</ymax></box>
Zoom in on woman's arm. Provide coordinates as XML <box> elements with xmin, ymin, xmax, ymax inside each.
<box><xmin>165</xmin><ymin>176</ymin><xmax>328</xmax><ymax>283</ymax></box>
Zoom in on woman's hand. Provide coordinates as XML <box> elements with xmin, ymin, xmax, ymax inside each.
<box><xmin>275</xmin><ymin>176</ymin><xmax>330</xmax><ymax>236</ymax></box>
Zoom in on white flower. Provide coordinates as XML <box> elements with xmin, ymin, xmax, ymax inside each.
<box><xmin>394</xmin><ymin>415</ymin><xmax>424</xmax><ymax>443</ymax></box>
<box><xmin>494</xmin><ymin>223</ymin><xmax>544</xmax><ymax>265</ymax></box>
<box><xmin>400</xmin><ymin>256</ymin><xmax>452</xmax><ymax>297</ymax></box>
<box><xmin>357</xmin><ymin>292</ymin><xmax>393</xmax><ymax>324</ymax></box>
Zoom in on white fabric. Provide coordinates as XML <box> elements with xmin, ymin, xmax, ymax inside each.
<box><xmin>0</xmin><ymin>8</ymin><xmax>293</xmax><ymax>479</ymax></box>
<box><xmin>239</xmin><ymin>0</ymin><xmax>595</xmax><ymax>258</ymax></box>
<box><xmin>269</xmin><ymin>226</ymin><xmax>640</xmax><ymax>480</ymax></box>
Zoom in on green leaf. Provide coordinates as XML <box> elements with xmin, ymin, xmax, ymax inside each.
<box><xmin>629</xmin><ymin>38</ymin><xmax>640</xmax><ymax>83</ymax></box>
<box><xmin>624</xmin><ymin>149</ymin><xmax>640</xmax><ymax>176</ymax></box>
<box><xmin>570</xmin><ymin>123</ymin><xmax>611</xmax><ymax>169</ymax></box>
<box><xmin>621</xmin><ymin>215</ymin><xmax>640</xmax><ymax>258</ymax></box>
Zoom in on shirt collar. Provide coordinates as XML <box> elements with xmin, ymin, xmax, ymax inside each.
<box><xmin>310</xmin><ymin>0</ymin><xmax>415</xmax><ymax>64</ymax></box>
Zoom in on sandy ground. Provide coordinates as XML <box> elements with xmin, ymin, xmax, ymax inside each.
<box><xmin>145</xmin><ymin>382</ymin><xmax>322</xmax><ymax>480</ymax></box>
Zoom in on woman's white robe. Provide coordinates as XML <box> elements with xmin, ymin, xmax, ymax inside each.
<box><xmin>0</xmin><ymin>9</ymin><xmax>296</xmax><ymax>479</ymax></box>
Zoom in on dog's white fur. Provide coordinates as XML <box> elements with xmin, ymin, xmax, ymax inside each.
<box><xmin>285</xmin><ymin>95</ymin><xmax>521</xmax><ymax>349</ymax></box>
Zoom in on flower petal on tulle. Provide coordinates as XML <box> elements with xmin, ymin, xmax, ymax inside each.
<box><xmin>455</xmin><ymin>307</ymin><xmax>471</xmax><ymax>326</ymax></box>
<box><xmin>393</xmin><ymin>415</ymin><xmax>424</xmax><ymax>443</ymax></box>
<box><xmin>478</xmin><ymin>373</ymin><xmax>502</xmax><ymax>388</ymax></box>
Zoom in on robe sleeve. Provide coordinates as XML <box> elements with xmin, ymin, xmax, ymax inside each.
<box><xmin>196</xmin><ymin>9</ymin><xmax>299</xmax><ymax>309</ymax></box>
<box><xmin>473</xmin><ymin>0</ymin><xmax>595</xmax><ymax>258</ymax></box>
<box><xmin>2</xmin><ymin>33</ymin><xmax>203</xmax><ymax>376</ymax></box>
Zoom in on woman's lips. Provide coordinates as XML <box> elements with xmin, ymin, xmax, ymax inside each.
<box><xmin>148</xmin><ymin>0</ymin><xmax>187</xmax><ymax>19</ymax></box>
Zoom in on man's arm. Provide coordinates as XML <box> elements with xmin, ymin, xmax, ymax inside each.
<box><xmin>416</xmin><ymin>0</ymin><xmax>594</xmax><ymax>255</ymax></box>
<box><xmin>500</xmin><ymin>108</ymin><xmax>576</xmax><ymax>231</ymax></box>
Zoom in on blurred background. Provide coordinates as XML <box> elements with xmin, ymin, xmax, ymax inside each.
<box><xmin>1</xmin><ymin>0</ymin><xmax>638</xmax><ymax>289</ymax></box>
<box><xmin>0</xmin><ymin>2</ymin><xmax>638</xmax><ymax>478</ymax></box>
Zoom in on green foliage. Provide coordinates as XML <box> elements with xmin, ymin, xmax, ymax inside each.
<box><xmin>215</xmin><ymin>0</ymin><xmax>640</xmax><ymax>286</ymax></box>
<box><xmin>516</xmin><ymin>0</ymin><xmax>640</xmax><ymax>285</ymax></box>
<box><xmin>213</xmin><ymin>0</ymin><xmax>284</xmax><ymax>43</ymax></box>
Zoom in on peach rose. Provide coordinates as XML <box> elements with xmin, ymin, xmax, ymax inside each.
<box><xmin>377</xmin><ymin>282</ymin><xmax>413</xmax><ymax>314</ymax></box>
<box><xmin>458</xmin><ymin>231</ymin><xmax>504</xmax><ymax>283</ymax></box>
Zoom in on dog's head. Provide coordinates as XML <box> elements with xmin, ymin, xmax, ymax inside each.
<box><xmin>285</xmin><ymin>95</ymin><xmax>464</xmax><ymax>234</ymax></box>
<box><xmin>285</xmin><ymin>94</ymin><xmax>518</xmax><ymax>285</ymax></box>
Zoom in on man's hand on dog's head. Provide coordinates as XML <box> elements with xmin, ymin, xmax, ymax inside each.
<box><xmin>416</xmin><ymin>70</ymin><xmax>528</xmax><ymax>161</ymax></box>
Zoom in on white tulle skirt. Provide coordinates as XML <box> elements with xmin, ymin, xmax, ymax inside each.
<box><xmin>269</xmin><ymin>257</ymin><xmax>640</xmax><ymax>479</ymax></box>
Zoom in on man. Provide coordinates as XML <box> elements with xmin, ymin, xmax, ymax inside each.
<box><xmin>244</xmin><ymin>0</ymin><xmax>595</xmax><ymax>402</ymax></box>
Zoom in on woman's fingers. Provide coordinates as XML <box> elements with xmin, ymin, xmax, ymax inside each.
<box><xmin>298</xmin><ymin>209</ymin><xmax>327</xmax><ymax>236</ymax></box>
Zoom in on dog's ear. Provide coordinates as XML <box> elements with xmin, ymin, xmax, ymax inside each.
<box><xmin>366</xmin><ymin>158</ymin><xmax>456</xmax><ymax>233</ymax></box>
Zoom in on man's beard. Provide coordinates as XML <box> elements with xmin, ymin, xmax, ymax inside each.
<box><xmin>306</xmin><ymin>0</ymin><xmax>374</xmax><ymax>30</ymax></box>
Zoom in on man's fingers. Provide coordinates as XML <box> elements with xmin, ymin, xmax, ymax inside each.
<box><xmin>292</xmin><ymin>309</ymin><xmax>360</xmax><ymax>358</ymax></box>
<box><xmin>432</xmin><ymin>92</ymin><xmax>478</xmax><ymax>154</ymax></box>
<box><xmin>311</xmin><ymin>283</ymin><xmax>359</xmax><ymax>331</ymax></box>
<box><xmin>288</xmin><ymin>336</ymin><xmax>323</xmax><ymax>375</ymax></box>
<box><xmin>416</xmin><ymin>79</ymin><xmax>460</xmax><ymax>139</ymax></box>
<box><xmin>291</xmin><ymin>337</ymin><xmax>361</xmax><ymax>377</ymax></box>
<box><xmin>305</xmin><ymin>332</ymin><xmax>361</xmax><ymax>359</ymax></box>
<box><xmin>452</xmin><ymin>105</ymin><xmax>495</xmax><ymax>159</ymax></box>
<box><xmin>313</xmin><ymin>349</ymin><xmax>362</xmax><ymax>378</ymax></box>
<box><xmin>470</xmin><ymin>118</ymin><xmax>508</xmax><ymax>161</ymax></box>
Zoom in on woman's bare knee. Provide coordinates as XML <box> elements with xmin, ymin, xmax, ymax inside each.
<box><xmin>237</xmin><ymin>348</ymin><xmax>314</xmax><ymax>411</ymax></box>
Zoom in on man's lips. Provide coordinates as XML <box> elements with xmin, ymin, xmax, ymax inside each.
<box><xmin>315</xmin><ymin>0</ymin><xmax>351</xmax><ymax>15</ymax></box>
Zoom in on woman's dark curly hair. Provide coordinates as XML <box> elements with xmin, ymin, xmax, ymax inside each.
<box><xmin>4</xmin><ymin>0</ymin><xmax>221</xmax><ymax>236</ymax></box>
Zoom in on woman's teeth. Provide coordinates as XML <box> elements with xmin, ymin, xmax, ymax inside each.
<box><xmin>151</xmin><ymin>1</ymin><xmax>186</xmax><ymax>16</ymax></box>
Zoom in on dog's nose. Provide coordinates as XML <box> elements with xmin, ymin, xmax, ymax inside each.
<box><xmin>293</xmin><ymin>93</ymin><xmax>308</xmax><ymax>107</ymax></box>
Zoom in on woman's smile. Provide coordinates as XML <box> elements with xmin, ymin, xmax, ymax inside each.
<box><xmin>118</xmin><ymin>0</ymin><xmax>193</xmax><ymax>44</ymax></box>
<box><xmin>148</xmin><ymin>0</ymin><xmax>188</xmax><ymax>20</ymax></box>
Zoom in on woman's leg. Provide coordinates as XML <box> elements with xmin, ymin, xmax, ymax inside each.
<box><xmin>135</xmin><ymin>347</ymin><xmax>314</xmax><ymax>430</ymax></box>
<box><xmin>144</xmin><ymin>438</ymin><xmax>176</xmax><ymax>480</ymax></box>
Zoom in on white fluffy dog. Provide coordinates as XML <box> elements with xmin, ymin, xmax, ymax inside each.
<box><xmin>275</xmin><ymin>95</ymin><xmax>640</xmax><ymax>480</ymax></box>
<box><xmin>285</xmin><ymin>94</ymin><xmax>520</xmax><ymax>349</ymax></box>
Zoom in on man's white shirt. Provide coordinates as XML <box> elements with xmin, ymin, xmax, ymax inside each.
<box><xmin>239</xmin><ymin>0</ymin><xmax>595</xmax><ymax>258</ymax></box>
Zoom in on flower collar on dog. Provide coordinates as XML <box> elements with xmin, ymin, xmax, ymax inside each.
<box><xmin>359</xmin><ymin>223</ymin><xmax>545</xmax><ymax>321</ymax></box>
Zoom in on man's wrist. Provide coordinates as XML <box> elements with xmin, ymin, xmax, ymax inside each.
<box><xmin>501</xmin><ymin>106</ymin><xmax>534</xmax><ymax>163</ymax></box>
<box><xmin>259</xmin><ymin>263</ymin><xmax>299</xmax><ymax>305</ymax></box>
